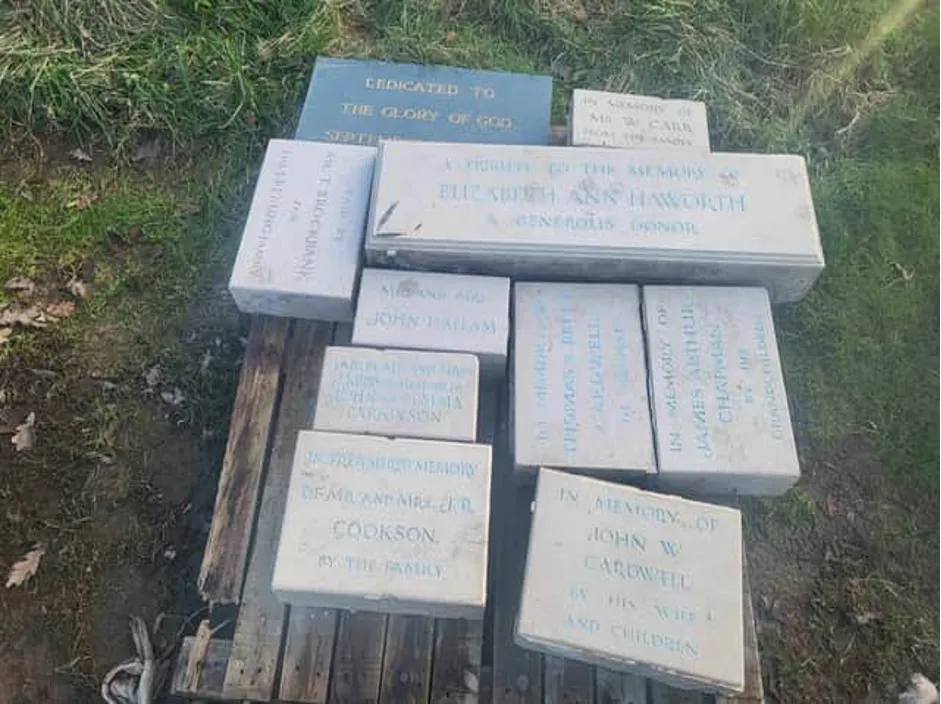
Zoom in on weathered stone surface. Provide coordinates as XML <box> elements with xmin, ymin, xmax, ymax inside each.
<box><xmin>642</xmin><ymin>285</ymin><xmax>800</xmax><ymax>495</ymax></box>
<box><xmin>229</xmin><ymin>140</ymin><xmax>375</xmax><ymax>321</ymax></box>
<box><xmin>352</xmin><ymin>268</ymin><xmax>511</xmax><ymax>375</ymax></box>
<box><xmin>313</xmin><ymin>346</ymin><xmax>479</xmax><ymax>442</ymax></box>
<box><xmin>273</xmin><ymin>431</ymin><xmax>492</xmax><ymax>618</ymax></box>
<box><xmin>512</xmin><ymin>282</ymin><xmax>655</xmax><ymax>478</ymax></box>
<box><xmin>364</xmin><ymin>141</ymin><xmax>824</xmax><ymax>302</ymax></box>
<box><xmin>516</xmin><ymin>468</ymin><xmax>744</xmax><ymax>694</ymax></box>
<box><xmin>296</xmin><ymin>57</ymin><xmax>552</xmax><ymax>145</ymax></box>
<box><xmin>569</xmin><ymin>90</ymin><xmax>710</xmax><ymax>151</ymax></box>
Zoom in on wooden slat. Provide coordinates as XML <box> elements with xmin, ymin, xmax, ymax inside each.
<box><xmin>544</xmin><ymin>656</ymin><xmax>594</xmax><ymax>704</ymax></box>
<box><xmin>429</xmin><ymin>618</ymin><xmax>484</xmax><ymax>703</ymax></box>
<box><xmin>279</xmin><ymin>607</ymin><xmax>338</xmax><ymax>703</ymax></box>
<box><xmin>199</xmin><ymin>316</ymin><xmax>291</xmax><ymax>603</ymax></box>
<box><xmin>171</xmin><ymin>636</ymin><xmax>231</xmax><ymax>699</ymax></box>
<box><xmin>594</xmin><ymin>668</ymin><xmax>647</xmax><ymax>704</ymax></box>
<box><xmin>223</xmin><ymin>320</ymin><xmax>334</xmax><ymax>700</ymax></box>
<box><xmin>378</xmin><ymin>615</ymin><xmax>435</xmax><ymax>703</ymax></box>
<box><xmin>329</xmin><ymin>610</ymin><xmax>388</xmax><ymax>704</ymax></box>
<box><xmin>649</xmin><ymin>682</ymin><xmax>706</xmax><ymax>703</ymax></box>
<box><xmin>490</xmin><ymin>386</ymin><xmax>542</xmax><ymax>704</ymax></box>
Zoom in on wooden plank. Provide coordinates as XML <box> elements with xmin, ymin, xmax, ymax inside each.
<box><xmin>279</xmin><ymin>607</ymin><xmax>338</xmax><ymax>703</ymax></box>
<box><xmin>429</xmin><ymin>619</ymin><xmax>484</xmax><ymax>704</ymax></box>
<box><xmin>428</xmin><ymin>380</ymin><xmax>497</xmax><ymax>703</ymax></box>
<box><xmin>223</xmin><ymin>320</ymin><xmax>334</xmax><ymax>701</ymax></box>
<box><xmin>378</xmin><ymin>615</ymin><xmax>435</xmax><ymax>704</ymax></box>
<box><xmin>649</xmin><ymin>681</ymin><xmax>706</xmax><ymax>704</ymax></box>
<box><xmin>171</xmin><ymin>636</ymin><xmax>231</xmax><ymax>700</ymax></box>
<box><xmin>544</xmin><ymin>656</ymin><xmax>593</xmax><ymax>704</ymax></box>
<box><xmin>329</xmin><ymin>610</ymin><xmax>388</xmax><ymax>704</ymax></box>
<box><xmin>199</xmin><ymin>316</ymin><xmax>291</xmax><ymax>603</ymax></box>
<box><xmin>491</xmin><ymin>387</ymin><xmax>542</xmax><ymax>704</ymax></box>
<box><xmin>594</xmin><ymin>668</ymin><xmax>646</xmax><ymax>704</ymax></box>
<box><xmin>181</xmin><ymin>620</ymin><xmax>213</xmax><ymax>693</ymax></box>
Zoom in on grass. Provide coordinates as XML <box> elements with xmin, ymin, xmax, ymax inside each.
<box><xmin>0</xmin><ymin>0</ymin><xmax>937</xmax><ymax>700</ymax></box>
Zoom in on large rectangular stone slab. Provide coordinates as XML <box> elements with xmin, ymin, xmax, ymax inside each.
<box><xmin>228</xmin><ymin>139</ymin><xmax>375</xmax><ymax>321</ymax></box>
<box><xmin>313</xmin><ymin>346</ymin><xmax>479</xmax><ymax>442</ymax></box>
<box><xmin>569</xmin><ymin>89</ymin><xmax>710</xmax><ymax>151</ymax></box>
<box><xmin>295</xmin><ymin>57</ymin><xmax>553</xmax><ymax>146</ymax></box>
<box><xmin>272</xmin><ymin>431</ymin><xmax>492</xmax><ymax>619</ymax></box>
<box><xmin>516</xmin><ymin>468</ymin><xmax>744</xmax><ymax>694</ymax></box>
<box><xmin>352</xmin><ymin>268</ymin><xmax>511</xmax><ymax>375</ymax></box>
<box><xmin>364</xmin><ymin>142</ymin><xmax>824</xmax><ymax>302</ymax></box>
<box><xmin>512</xmin><ymin>283</ymin><xmax>655</xmax><ymax>478</ymax></box>
<box><xmin>642</xmin><ymin>285</ymin><xmax>800</xmax><ymax>495</ymax></box>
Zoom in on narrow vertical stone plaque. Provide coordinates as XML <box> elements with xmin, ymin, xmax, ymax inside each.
<box><xmin>364</xmin><ymin>141</ymin><xmax>824</xmax><ymax>302</ymax></box>
<box><xmin>643</xmin><ymin>285</ymin><xmax>800</xmax><ymax>495</ymax></box>
<box><xmin>273</xmin><ymin>431</ymin><xmax>492</xmax><ymax>619</ymax></box>
<box><xmin>352</xmin><ymin>268</ymin><xmax>511</xmax><ymax>375</ymax></box>
<box><xmin>512</xmin><ymin>283</ymin><xmax>655</xmax><ymax>478</ymax></box>
<box><xmin>228</xmin><ymin>139</ymin><xmax>375</xmax><ymax>321</ymax></box>
<box><xmin>516</xmin><ymin>468</ymin><xmax>744</xmax><ymax>694</ymax></box>
<box><xmin>296</xmin><ymin>57</ymin><xmax>553</xmax><ymax>146</ymax></box>
<box><xmin>569</xmin><ymin>89</ymin><xmax>710</xmax><ymax>151</ymax></box>
<box><xmin>313</xmin><ymin>346</ymin><xmax>480</xmax><ymax>442</ymax></box>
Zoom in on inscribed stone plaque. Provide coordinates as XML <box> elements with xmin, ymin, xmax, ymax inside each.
<box><xmin>352</xmin><ymin>268</ymin><xmax>511</xmax><ymax>375</ymax></box>
<box><xmin>569</xmin><ymin>90</ymin><xmax>710</xmax><ymax>151</ymax></box>
<box><xmin>273</xmin><ymin>431</ymin><xmax>492</xmax><ymax>618</ymax></box>
<box><xmin>313</xmin><ymin>346</ymin><xmax>479</xmax><ymax>442</ymax></box>
<box><xmin>364</xmin><ymin>141</ymin><xmax>824</xmax><ymax>302</ymax></box>
<box><xmin>512</xmin><ymin>283</ymin><xmax>655</xmax><ymax>478</ymax></box>
<box><xmin>295</xmin><ymin>57</ymin><xmax>552</xmax><ymax>146</ymax></box>
<box><xmin>228</xmin><ymin>139</ymin><xmax>375</xmax><ymax>321</ymax></box>
<box><xmin>516</xmin><ymin>468</ymin><xmax>744</xmax><ymax>694</ymax></box>
<box><xmin>642</xmin><ymin>285</ymin><xmax>800</xmax><ymax>496</ymax></box>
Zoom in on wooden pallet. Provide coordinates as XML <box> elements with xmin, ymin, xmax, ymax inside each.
<box><xmin>172</xmin><ymin>316</ymin><xmax>765</xmax><ymax>703</ymax></box>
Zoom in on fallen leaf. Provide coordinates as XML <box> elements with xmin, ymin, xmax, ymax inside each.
<box><xmin>5</xmin><ymin>277</ymin><xmax>36</xmax><ymax>297</ymax></box>
<box><xmin>160</xmin><ymin>388</ymin><xmax>185</xmax><ymax>406</ymax></box>
<box><xmin>6</xmin><ymin>545</ymin><xmax>45</xmax><ymax>588</ymax></box>
<box><xmin>68</xmin><ymin>148</ymin><xmax>92</xmax><ymax>163</ymax></box>
<box><xmin>67</xmin><ymin>277</ymin><xmax>90</xmax><ymax>299</ymax></box>
<box><xmin>44</xmin><ymin>301</ymin><xmax>75</xmax><ymax>318</ymax></box>
<box><xmin>0</xmin><ymin>306</ymin><xmax>46</xmax><ymax>328</ymax></box>
<box><xmin>893</xmin><ymin>262</ymin><xmax>915</xmax><ymax>282</ymax></box>
<box><xmin>12</xmin><ymin>412</ymin><xmax>36</xmax><ymax>452</ymax></box>
<box><xmin>444</xmin><ymin>30</ymin><xmax>458</xmax><ymax>41</ymax></box>
<box><xmin>0</xmin><ymin>328</ymin><xmax>10</xmax><ymax>345</ymax></box>
<box><xmin>854</xmin><ymin>610</ymin><xmax>881</xmax><ymax>625</ymax></box>
<box><xmin>199</xmin><ymin>350</ymin><xmax>213</xmax><ymax>374</ymax></box>
<box><xmin>143</xmin><ymin>365</ymin><xmax>160</xmax><ymax>388</ymax></box>
<box><xmin>176</xmin><ymin>199</ymin><xmax>202</xmax><ymax>215</ymax></box>
<box><xmin>68</xmin><ymin>190</ymin><xmax>97</xmax><ymax>211</ymax></box>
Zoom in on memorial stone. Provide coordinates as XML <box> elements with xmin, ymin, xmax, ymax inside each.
<box><xmin>516</xmin><ymin>468</ymin><xmax>744</xmax><ymax>694</ymax></box>
<box><xmin>512</xmin><ymin>283</ymin><xmax>655</xmax><ymax>478</ymax></box>
<box><xmin>642</xmin><ymin>285</ymin><xmax>800</xmax><ymax>495</ymax></box>
<box><xmin>569</xmin><ymin>89</ymin><xmax>710</xmax><ymax>151</ymax></box>
<box><xmin>364</xmin><ymin>141</ymin><xmax>825</xmax><ymax>302</ymax></box>
<box><xmin>295</xmin><ymin>57</ymin><xmax>553</xmax><ymax>146</ymax></box>
<box><xmin>273</xmin><ymin>431</ymin><xmax>492</xmax><ymax>619</ymax></box>
<box><xmin>313</xmin><ymin>346</ymin><xmax>480</xmax><ymax>442</ymax></box>
<box><xmin>228</xmin><ymin>139</ymin><xmax>375</xmax><ymax>321</ymax></box>
<box><xmin>352</xmin><ymin>268</ymin><xmax>511</xmax><ymax>375</ymax></box>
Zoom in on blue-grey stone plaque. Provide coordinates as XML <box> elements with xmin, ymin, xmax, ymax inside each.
<box><xmin>295</xmin><ymin>57</ymin><xmax>552</xmax><ymax>145</ymax></box>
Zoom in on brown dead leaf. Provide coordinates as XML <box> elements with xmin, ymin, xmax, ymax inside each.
<box><xmin>68</xmin><ymin>147</ymin><xmax>93</xmax><ymax>163</ymax></box>
<box><xmin>12</xmin><ymin>411</ymin><xmax>36</xmax><ymax>451</ymax></box>
<box><xmin>5</xmin><ymin>276</ymin><xmax>36</xmax><ymax>296</ymax></box>
<box><xmin>68</xmin><ymin>190</ymin><xmax>97</xmax><ymax>211</ymax></box>
<box><xmin>67</xmin><ymin>277</ymin><xmax>91</xmax><ymax>299</ymax></box>
<box><xmin>44</xmin><ymin>301</ymin><xmax>76</xmax><ymax>318</ymax></box>
<box><xmin>5</xmin><ymin>545</ymin><xmax>45</xmax><ymax>587</ymax></box>
<box><xmin>177</xmin><ymin>199</ymin><xmax>202</xmax><ymax>215</ymax></box>
<box><xmin>444</xmin><ymin>30</ymin><xmax>458</xmax><ymax>41</ymax></box>
<box><xmin>0</xmin><ymin>305</ymin><xmax>47</xmax><ymax>328</ymax></box>
<box><xmin>0</xmin><ymin>328</ymin><xmax>10</xmax><ymax>345</ymax></box>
